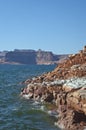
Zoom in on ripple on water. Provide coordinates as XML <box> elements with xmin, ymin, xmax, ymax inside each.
<box><xmin>0</xmin><ymin>65</ymin><xmax>60</xmax><ymax>130</ymax></box>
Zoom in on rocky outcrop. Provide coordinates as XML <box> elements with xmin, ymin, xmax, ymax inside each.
<box><xmin>21</xmin><ymin>46</ymin><xmax>86</xmax><ymax>129</ymax></box>
<box><xmin>0</xmin><ymin>49</ymin><xmax>68</xmax><ymax>65</ymax></box>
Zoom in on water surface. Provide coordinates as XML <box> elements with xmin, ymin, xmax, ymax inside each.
<box><xmin>0</xmin><ymin>64</ymin><xmax>60</xmax><ymax>130</ymax></box>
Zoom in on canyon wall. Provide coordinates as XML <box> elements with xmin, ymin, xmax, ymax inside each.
<box><xmin>0</xmin><ymin>49</ymin><xmax>68</xmax><ymax>64</ymax></box>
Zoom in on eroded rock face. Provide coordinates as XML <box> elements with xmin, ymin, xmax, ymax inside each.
<box><xmin>56</xmin><ymin>109</ymin><xmax>86</xmax><ymax>130</ymax></box>
<box><xmin>21</xmin><ymin>46</ymin><xmax>86</xmax><ymax>130</ymax></box>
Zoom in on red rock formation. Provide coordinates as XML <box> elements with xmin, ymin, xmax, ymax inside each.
<box><xmin>21</xmin><ymin>46</ymin><xmax>86</xmax><ymax>130</ymax></box>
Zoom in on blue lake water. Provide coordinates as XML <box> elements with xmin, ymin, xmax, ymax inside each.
<box><xmin>0</xmin><ymin>64</ymin><xmax>61</xmax><ymax>130</ymax></box>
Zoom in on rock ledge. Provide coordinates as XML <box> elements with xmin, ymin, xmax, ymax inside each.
<box><xmin>21</xmin><ymin>46</ymin><xmax>86</xmax><ymax>130</ymax></box>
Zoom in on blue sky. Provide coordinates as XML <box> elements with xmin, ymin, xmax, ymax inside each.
<box><xmin>0</xmin><ymin>0</ymin><xmax>86</xmax><ymax>54</ymax></box>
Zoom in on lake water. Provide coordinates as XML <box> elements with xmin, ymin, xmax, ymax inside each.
<box><xmin>0</xmin><ymin>64</ymin><xmax>61</xmax><ymax>130</ymax></box>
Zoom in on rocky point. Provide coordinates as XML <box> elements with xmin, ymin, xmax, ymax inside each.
<box><xmin>21</xmin><ymin>46</ymin><xmax>86</xmax><ymax>130</ymax></box>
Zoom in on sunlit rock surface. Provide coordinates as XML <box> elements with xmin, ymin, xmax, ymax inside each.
<box><xmin>21</xmin><ymin>46</ymin><xmax>86</xmax><ymax>130</ymax></box>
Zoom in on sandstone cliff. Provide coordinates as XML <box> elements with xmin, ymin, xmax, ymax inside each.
<box><xmin>21</xmin><ymin>46</ymin><xmax>86</xmax><ymax>130</ymax></box>
<box><xmin>0</xmin><ymin>49</ymin><xmax>68</xmax><ymax>65</ymax></box>
<box><xmin>5</xmin><ymin>50</ymin><xmax>37</xmax><ymax>64</ymax></box>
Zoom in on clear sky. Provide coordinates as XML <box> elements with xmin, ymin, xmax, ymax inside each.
<box><xmin>0</xmin><ymin>0</ymin><xmax>86</xmax><ymax>54</ymax></box>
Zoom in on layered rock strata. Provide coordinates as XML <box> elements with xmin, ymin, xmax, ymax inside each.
<box><xmin>21</xmin><ymin>46</ymin><xmax>86</xmax><ymax>130</ymax></box>
<box><xmin>1</xmin><ymin>49</ymin><xmax>68</xmax><ymax>65</ymax></box>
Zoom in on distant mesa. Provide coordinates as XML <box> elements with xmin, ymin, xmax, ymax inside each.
<box><xmin>0</xmin><ymin>49</ymin><xmax>68</xmax><ymax>65</ymax></box>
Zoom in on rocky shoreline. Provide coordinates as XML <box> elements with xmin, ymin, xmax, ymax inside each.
<box><xmin>21</xmin><ymin>46</ymin><xmax>86</xmax><ymax>130</ymax></box>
